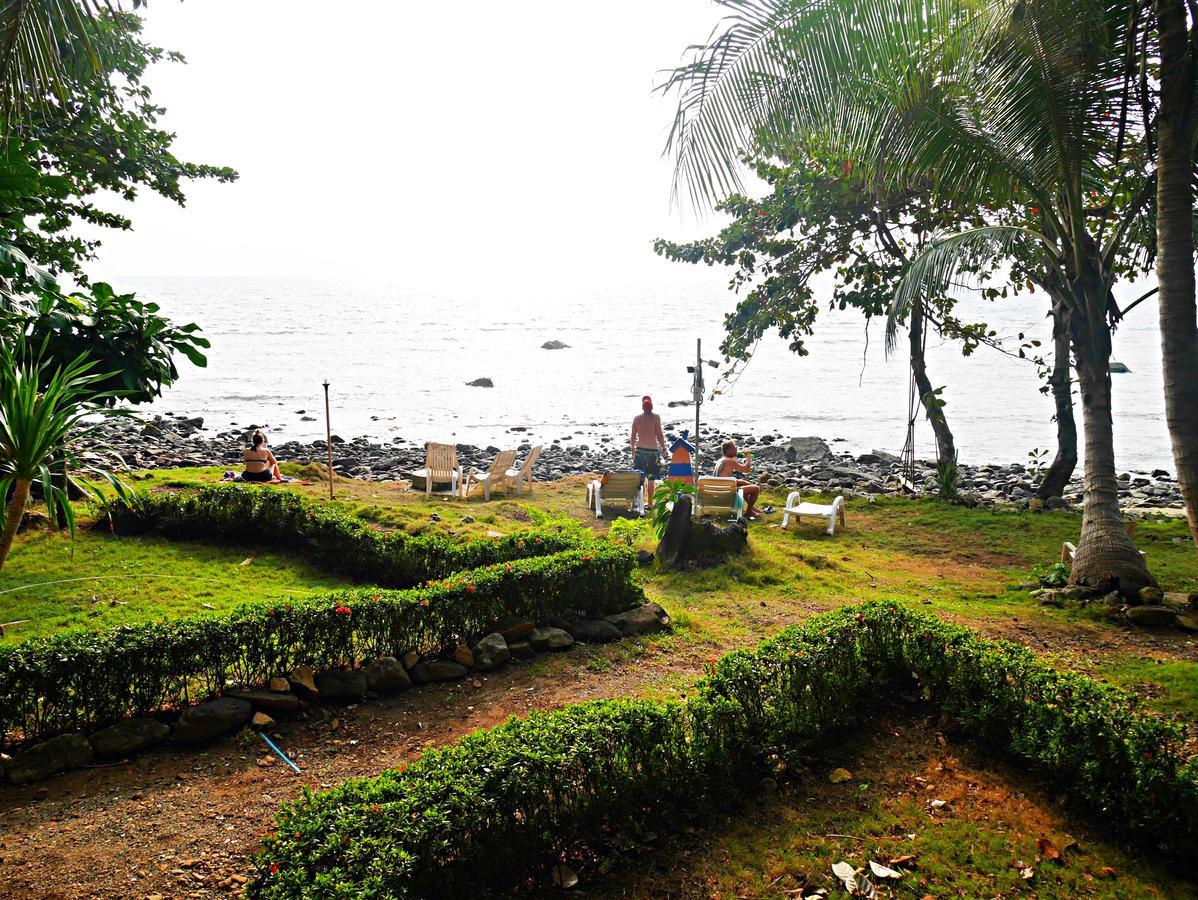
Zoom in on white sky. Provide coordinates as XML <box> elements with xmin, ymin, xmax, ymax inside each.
<box><xmin>89</xmin><ymin>1</ymin><xmax>733</xmax><ymax>290</ymax></box>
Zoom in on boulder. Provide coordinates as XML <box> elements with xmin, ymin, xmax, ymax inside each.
<box><xmin>606</xmin><ymin>603</ymin><xmax>671</xmax><ymax>636</ymax></box>
<box><xmin>268</xmin><ymin>677</ymin><xmax>291</xmax><ymax>693</ymax></box>
<box><xmin>565</xmin><ymin>619</ymin><xmax>622</xmax><ymax>644</ymax></box>
<box><xmin>89</xmin><ymin>718</ymin><xmax>169</xmax><ymax>759</ymax></box>
<box><xmin>363</xmin><ymin>657</ymin><xmax>412</xmax><ymax>694</ymax></box>
<box><xmin>288</xmin><ymin>666</ymin><xmax>319</xmax><ymax>701</ymax></box>
<box><xmin>1176</xmin><ymin>614</ymin><xmax>1198</xmax><ymax>633</ymax></box>
<box><xmin>453</xmin><ymin>644</ymin><xmax>476</xmax><ymax>668</ymax></box>
<box><xmin>508</xmin><ymin>640</ymin><xmax>535</xmax><ymax>660</ymax></box>
<box><xmin>400</xmin><ymin>651</ymin><xmax>420</xmax><ymax>670</ymax></box>
<box><xmin>1138</xmin><ymin>586</ymin><xmax>1165</xmax><ymax>605</ymax></box>
<box><xmin>225</xmin><ymin>688</ymin><xmax>302</xmax><ymax>713</ymax></box>
<box><xmin>498</xmin><ymin>619</ymin><xmax>536</xmax><ymax>643</ymax></box>
<box><xmin>314</xmin><ymin>669</ymin><xmax>368</xmax><ymax>702</ymax></box>
<box><xmin>173</xmin><ymin>698</ymin><xmax>252</xmax><ymax>744</ymax></box>
<box><xmin>530</xmin><ymin>626</ymin><xmax>574</xmax><ymax>652</ymax></box>
<box><xmin>473</xmin><ymin>633</ymin><xmax>511</xmax><ymax>671</ymax></box>
<box><xmin>411</xmin><ymin>660</ymin><xmax>469</xmax><ymax>684</ymax></box>
<box><xmin>1163</xmin><ymin>592</ymin><xmax>1198</xmax><ymax>612</ymax></box>
<box><xmin>1125</xmin><ymin>605</ymin><xmax>1178</xmax><ymax>628</ymax></box>
<box><xmin>251</xmin><ymin>711</ymin><xmax>277</xmax><ymax>730</ymax></box>
<box><xmin>787</xmin><ymin>436</ymin><xmax>832</xmax><ymax>462</ymax></box>
<box><xmin>7</xmin><ymin>733</ymin><xmax>94</xmax><ymax>783</ymax></box>
<box><xmin>466</xmin><ymin>377</ymin><xmax>494</xmax><ymax>388</ymax></box>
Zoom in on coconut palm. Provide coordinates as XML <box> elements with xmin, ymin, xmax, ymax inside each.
<box><xmin>0</xmin><ymin>340</ymin><xmax>123</xmax><ymax>569</ymax></box>
<box><xmin>661</xmin><ymin>0</ymin><xmax>1157</xmax><ymax>594</ymax></box>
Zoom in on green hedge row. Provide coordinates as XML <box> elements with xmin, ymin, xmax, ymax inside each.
<box><xmin>0</xmin><ymin>546</ymin><xmax>640</xmax><ymax>745</ymax></box>
<box><xmin>104</xmin><ymin>484</ymin><xmax>585</xmax><ymax>587</ymax></box>
<box><xmin>249</xmin><ymin>602</ymin><xmax>1198</xmax><ymax>898</ymax></box>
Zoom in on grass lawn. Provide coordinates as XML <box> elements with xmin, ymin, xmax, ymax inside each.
<box><xmin>1</xmin><ymin>467</ymin><xmax>1195</xmax><ymax>896</ymax></box>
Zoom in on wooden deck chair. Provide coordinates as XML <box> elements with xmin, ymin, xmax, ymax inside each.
<box><xmin>503</xmin><ymin>445</ymin><xmax>542</xmax><ymax>494</ymax></box>
<box><xmin>463</xmin><ymin>449</ymin><xmax>519</xmax><ymax>501</ymax></box>
<box><xmin>693</xmin><ymin>476</ymin><xmax>744</xmax><ymax>521</ymax></box>
<box><xmin>781</xmin><ymin>491</ymin><xmax>846</xmax><ymax>536</ymax></box>
<box><xmin>411</xmin><ymin>442</ymin><xmax>462</xmax><ymax>496</ymax></box>
<box><xmin>586</xmin><ymin>470</ymin><xmax>645</xmax><ymax>518</ymax></box>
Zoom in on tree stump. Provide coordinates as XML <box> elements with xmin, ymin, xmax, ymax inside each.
<box><xmin>655</xmin><ymin>496</ymin><xmax>748</xmax><ymax>570</ymax></box>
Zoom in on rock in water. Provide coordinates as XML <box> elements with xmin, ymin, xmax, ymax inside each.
<box><xmin>173</xmin><ymin>698</ymin><xmax>252</xmax><ymax>744</ymax></box>
<box><xmin>363</xmin><ymin>657</ymin><xmax>412</xmax><ymax>694</ymax></box>
<box><xmin>7</xmin><ymin>734</ymin><xmax>95</xmax><ymax>783</ymax></box>
<box><xmin>540</xmin><ymin>340</ymin><xmax>570</xmax><ymax>350</ymax></box>
<box><xmin>89</xmin><ymin>718</ymin><xmax>170</xmax><ymax>759</ymax></box>
<box><xmin>466</xmin><ymin>377</ymin><xmax>494</xmax><ymax>388</ymax></box>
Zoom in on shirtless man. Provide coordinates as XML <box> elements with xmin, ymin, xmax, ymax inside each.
<box><xmin>714</xmin><ymin>439</ymin><xmax>762</xmax><ymax>519</ymax></box>
<box><xmin>630</xmin><ymin>395</ymin><xmax>667</xmax><ymax>504</ymax></box>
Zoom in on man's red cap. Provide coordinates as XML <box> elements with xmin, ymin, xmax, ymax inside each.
<box><xmin>642</xmin><ymin>395</ymin><xmax>652</xmax><ymax>404</ymax></box>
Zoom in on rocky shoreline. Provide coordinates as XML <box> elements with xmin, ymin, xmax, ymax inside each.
<box><xmin>80</xmin><ymin>412</ymin><xmax>1187</xmax><ymax>514</ymax></box>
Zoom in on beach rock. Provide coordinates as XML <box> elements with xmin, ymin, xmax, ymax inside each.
<box><xmin>466</xmin><ymin>378</ymin><xmax>494</xmax><ymax>388</ymax></box>
<box><xmin>314</xmin><ymin>669</ymin><xmax>368</xmax><ymax>702</ymax></box>
<box><xmin>363</xmin><ymin>657</ymin><xmax>412</xmax><ymax>694</ymax></box>
<box><xmin>288</xmin><ymin>666</ymin><xmax>318</xmax><ymax>701</ymax></box>
<box><xmin>173</xmin><ymin>698</ymin><xmax>252</xmax><ymax>744</ymax></box>
<box><xmin>225</xmin><ymin>688</ymin><xmax>302</xmax><ymax>713</ymax></box>
<box><xmin>508</xmin><ymin>640</ymin><xmax>535</xmax><ymax>660</ymax></box>
<box><xmin>473</xmin><ymin>633</ymin><xmax>511</xmax><ymax>671</ymax></box>
<box><xmin>565</xmin><ymin>619</ymin><xmax>622</xmax><ymax>644</ymax></box>
<box><xmin>411</xmin><ymin>660</ymin><xmax>468</xmax><ymax>683</ymax></box>
<box><xmin>1125</xmin><ymin>605</ymin><xmax>1177</xmax><ymax>628</ymax></box>
<box><xmin>787</xmin><ymin>436</ymin><xmax>832</xmax><ymax>463</ymax></box>
<box><xmin>7</xmin><ymin>734</ymin><xmax>94</xmax><ymax>784</ymax></box>
<box><xmin>606</xmin><ymin>602</ymin><xmax>671</xmax><ymax>636</ymax></box>
<box><xmin>541</xmin><ymin>340</ymin><xmax>569</xmax><ymax>350</ymax></box>
<box><xmin>530</xmin><ymin>626</ymin><xmax>574</xmax><ymax>652</ymax></box>
<box><xmin>89</xmin><ymin>718</ymin><xmax>170</xmax><ymax>759</ymax></box>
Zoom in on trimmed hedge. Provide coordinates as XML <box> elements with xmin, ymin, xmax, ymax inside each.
<box><xmin>104</xmin><ymin>484</ymin><xmax>586</xmax><ymax>587</ymax></box>
<box><xmin>0</xmin><ymin>546</ymin><xmax>640</xmax><ymax>745</ymax></box>
<box><xmin>250</xmin><ymin>603</ymin><xmax>1198</xmax><ymax>898</ymax></box>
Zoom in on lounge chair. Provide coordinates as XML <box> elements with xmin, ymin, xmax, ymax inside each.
<box><xmin>463</xmin><ymin>449</ymin><xmax>519</xmax><ymax>501</ymax></box>
<box><xmin>693</xmin><ymin>476</ymin><xmax>744</xmax><ymax>521</ymax></box>
<box><xmin>411</xmin><ymin>442</ymin><xmax>462</xmax><ymax>496</ymax></box>
<box><xmin>781</xmin><ymin>491</ymin><xmax>845</xmax><ymax>536</ymax></box>
<box><xmin>587</xmin><ymin>470</ymin><xmax>645</xmax><ymax>518</ymax></box>
<box><xmin>503</xmin><ymin>444</ymin><xmax>542</xmax><ymax>494</ymax></box>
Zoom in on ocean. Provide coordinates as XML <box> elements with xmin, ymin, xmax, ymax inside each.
<box><xmin>114</xmin><ymin>273</ymin><xmax>1174</xmax><ymax>473</ymax></box>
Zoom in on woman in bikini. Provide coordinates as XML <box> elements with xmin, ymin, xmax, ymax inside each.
<box><xmin>714</xmin><ymin>439</ymin><xmax>762</xmax><ymax>519</ymax></box>
<box><xmin>242</xmin><ymin>430</ymin><xmax>281</xmax><ymax>482</ymax></box>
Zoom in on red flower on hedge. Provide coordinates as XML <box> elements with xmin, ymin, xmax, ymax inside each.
<box><xmin>504</xmin><ymin>564</ymin><xmax>512</xmax><ymax>572</ymax></box>
<box><xmin>372</xmin><ymin>594</ymin><xmax>381</xmax><ymax>601</ymax></box>
<box><xmin>270</xmin><ymin>863</ymin><xmax>279</xmax><ymax>875</ymax></box>
<box><xmin>420</xmin><ymin>599</ymin><xmax>429</xmax><ymax>606</ymax></box>
<box><xmin>534</xmin><ymin>537</ymin><xmax>542</xmax><ymax>543</ymax></box>
<box><xmin>267</xmin><ymin>610</ymin><xmax>276</xmax><ymax>617</ymax></box>
<box><xmin>334</xmin><ymin>605</ymin><xmax>352</xmax><ymax>616</ymax></box>
<box><xmin>582</xmin><ymin>555</ymin><xmax>592</xmax><ymax>561</ymax></box>
<box><xmin>466</xmin><ymin>584</ymin><xmax>476</xmax><ymax>592</ymax></box>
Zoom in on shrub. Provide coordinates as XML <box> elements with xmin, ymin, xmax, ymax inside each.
<box><xmin>249</xmin><ymin>603</ymin><xmax>1198</xmax><ymax>899</ymax></box>
<box><xmin>0</xmin><ymin>546</ymin><xmax>641</xmax><ymax>745</ymax></box>
<box><xmin>102</xmin><ymin>485</ymin><xmax>586</xmax><ymax>587</ymax></box>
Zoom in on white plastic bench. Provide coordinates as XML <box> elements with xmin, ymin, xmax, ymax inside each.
<box><xmin>781</xmin><ymin>491</ymin><xmax>845</xmax><ymax>536</ymax></box>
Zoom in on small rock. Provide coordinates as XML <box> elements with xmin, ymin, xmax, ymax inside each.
<box><xmin>314</xmin><ymin>669</ymin><xmax>368</xmax><ymax>703</ymax></box>
<box><xmin>605</xmin><ymin>603</ymin><xmax>671</xmax><ymax>636</ymax></box>
<box><xmin>499</xmin><ymin>620</ymin><xmax>536</xmax><ymax>642</ymax></box>
<box><xmin>1176</xmin><ymin>613</ymin><xmax>1198</xmax><ymax>633</ymax></box>
<box><xmin>1162</xmin><ymin>592</ymin><xmax>1198</xmax><ymax>612</ymax></box>
<box><xmin>251</xmin><ymin>711</ymin><xmax>277</xmax><ymax>730</ymax></box>
<box><xmin>288</xmin><ymin>666</ymin><xmax>319</xmax><ymax>700</ymax></box>
<box><xmin>224</xmin><ymin>688</ymin><xmax>301</xmax><ymax>713</ymax></box>
<box><xmin>466</xmin><ymin>377</ymin><xmax>494</xmax><ymax>388</ymax></box>
<box><xmin>363</xmin><ymin>657</ymin><xmax>412</xmax><ymax>694</ymax></box>
<box><xmin>7</xmin><ymin>733</ymin><xmax>94</xmax><ymax>784</ymax></box>
<box><xmin>173</xmin><ymin>698</ymin><xmax>253</xmax><ymax>744</ymax></box>
<box><xmin>473</xmin><ymin>633</ymin><xmax>511</xmax><ymax>671</ymax></box>
<box><xmin>89</xmin><ymin>718</ymin><xmax>170</xmax><ymax>759</ymax></box>
<box><xmin>636</xmin><ymin>549</ymin><xmax>654</xmax><ymax>567</ymax></box>
<box><xmin>1138</xmin><ymin>586</ymin><xmax>1165</xmax><ymax>605</ymax></box>
<box><xmin>400</xmin><ymin>651</ymin><xmax>420</xmax><ymax>670</ymax></box>
<box><xmin>541</xmin><ymin>340</ymin><xmax>570</xmax><ymax>350</ymax></box>
<box><xmin>461</xmin><ymin>515</ymin><xmax>475</xmax><ymax>524</ymax></box>
<box><xmin>828</xmin><ymin>767</ymin><xmax>853</xmax><ymax>784</ymax></box>
<box><xmin>453</xmin><ymin>644</ymin><xmax>476</xmax><ymax>668</ymax></box>
<box><xmin>508</xmin><ymin>640</ymin><xmax>535</xmax><ymax>660</ymax></box>
<box><xmin>530</xmin><ymin>626</ymin><xmax>574</xmax><ymax>651</ymax></box>
<box><xmin>268</xmin><ymin>677</ymin><xmax>291</xmax><ymax>693</ymax></box>
<box><xmin>410</xmin><ymin>660</ymin><xmax>469</xmax><ymax>683</ymax></box>
<box><xmin>1125</xmin><ymin>605</ymin><xmax>1178</xmax><ymax>628</ymax></box>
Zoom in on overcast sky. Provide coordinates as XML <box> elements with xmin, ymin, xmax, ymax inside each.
<box><xmin>88</xmin><ymin>1</ymin><xmax>733</xmax><ymax>291</ymax></box>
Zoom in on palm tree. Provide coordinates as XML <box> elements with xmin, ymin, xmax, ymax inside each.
<box><xmin>1152</xmin><ymin>0</ymin><xmax>1198</xmax><ymax>551</ymax></box>
<box><xmin>0</xmin><ymin>341</ymin><xmax>121</xmax><ymax>569</ymax></box>
<box><xmin>661</xmin><ymin>0</ymin><xmax>1156</xmax><ymax>595</ymax></box>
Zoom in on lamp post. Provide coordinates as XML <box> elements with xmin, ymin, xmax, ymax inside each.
<box><xmin>323</xmin><ymin>379</ymin><xmax>334</xmax><ymax>500</ymax></box>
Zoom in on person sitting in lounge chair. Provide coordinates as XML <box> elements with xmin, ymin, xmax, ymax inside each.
<box><xmin>713</xmin><ymin>439</ymin><xmax>762</xmax><ymax>519</ymax></box>
<box><xmin>242</xmin><ymin>430</ymin><xmax>281</xmax><ymax>482</ymax></box>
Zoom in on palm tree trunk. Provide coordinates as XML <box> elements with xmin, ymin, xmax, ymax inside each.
<box><xmin>1154</xmin><ymin>0</ymin><xmax>1198</xmax><ymax>551</ymax></box>
<box><xmin>1036</xmin><ymin>300</ymin><xmax>1077</xmax><ymax>501</ymax></box>
<box><xmin>1069</xmin><ymin>353</ymin><xmax>1154</xmax><ymax>597</ymax></box>
<box><xmin>910</xmin><ymin>302</ymin><xmax>955</xmax><ymax>466</ymax></box>
<box><xmin>0</xmin><ymin>478</ymin><xmax>30</xmax><ymax>570</ymax></box>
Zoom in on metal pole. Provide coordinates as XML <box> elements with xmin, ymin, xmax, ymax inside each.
<box><xmin>694</xmin><ymin>338</ymin><xmax>702</xmax><ymax>475</ymax></box>
<box><xmin>323</xmin><ymin>380</ymin><xmax>334</xmax><ymax>499</ymax></box>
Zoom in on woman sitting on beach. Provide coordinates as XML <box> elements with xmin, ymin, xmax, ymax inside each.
<box><xmin>242</xmin><ymin>430</ymin><xmax>281</xmax><ymax>482</ymax></box>
<box><xmin>714</xmin><ymin>439</ymin><xmax>762</xmax><ymax>519</ymax></box>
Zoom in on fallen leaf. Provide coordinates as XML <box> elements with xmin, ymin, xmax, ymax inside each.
<box><xmin>928</xmin><ymin>799</ymin><xmax>947</xmax><ymax>809</ymax></box>
<box><xmin>1037</xmin><ymin>837</ymin><xmax>1062</xmax><ymax>863</ymax></box>
<box><xmin>551</xmin><ymin>863</ymin><xmax>579</xmax><ymax>889</ymax></box>
<box><xmin>868</xmin><ymin>861</ymin><xmax>902</xmax><ymax>879</ymax></box>
<box><xmin>828</xmin><ymin>768</ymin><xmax>853</xmax><ymax>784</ymax></box>
<box><xmin>240</xmin><ymin>557</ymin><xmax>255</xmax><ymax>566</ymax></box>
<box><xmin>1020</xmin><ymin>866</ymin><xmax>1036</xmax><ymax>881</ymax></box>
<box><xmin>831</xmin><ymin>861</ymin><xmax>857</xmax><ymax>892</ymax></box>
<box><xmin>888</xmin><ymin>854</ymin><xmax>918</xmax><ymax>867</ymax></box>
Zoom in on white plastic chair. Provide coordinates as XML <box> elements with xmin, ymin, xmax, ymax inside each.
<box><xmin>781</xmin><ymin>491</ymin><xmax>845</xmax><ymax>536</ymax></box>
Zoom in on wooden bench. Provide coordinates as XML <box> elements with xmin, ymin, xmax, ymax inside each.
<box><xmin>781</xmin><ymin>491</ymin><xmax>846</xmax><ymax>536</ymax></box>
